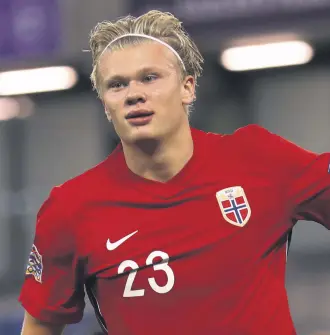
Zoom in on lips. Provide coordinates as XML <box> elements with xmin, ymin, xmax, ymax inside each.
<box><xmin>125</xmin><ymin>110</ymin><xmax>154</xmax><ymax>119</ymax></box>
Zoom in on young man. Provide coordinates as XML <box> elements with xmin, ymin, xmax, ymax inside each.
<box><xmin>19</xmin><ymin>10</ymin><xmax>330</xmax><ymax>335</ymax></box>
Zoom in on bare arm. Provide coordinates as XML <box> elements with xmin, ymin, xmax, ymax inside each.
<box><xmin>21</xmin><ymin>312</ymin><xmax>66</xmax><ymax>335</ymax></box>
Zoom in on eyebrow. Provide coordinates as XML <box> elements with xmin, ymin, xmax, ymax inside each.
<box><xmin>103</xmin><ymin>66</ymin><xmax>164</xmax><ymax>84</ymax></box>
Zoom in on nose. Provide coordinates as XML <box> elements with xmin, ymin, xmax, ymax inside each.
<box><xmin>126</xmin><ymin>95</ymin><xmax>145</xmax><ymax>106</ymax></box>
<box><xmin>125</xmin><ymin>82</ymin><xmax>146</xmax><ymax>106</ymax></box>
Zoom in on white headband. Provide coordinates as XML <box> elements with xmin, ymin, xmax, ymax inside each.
<box><xmin>99</xmin><ymin>33</ymin><xmax>186</xmax><ymax>71</ymax></box>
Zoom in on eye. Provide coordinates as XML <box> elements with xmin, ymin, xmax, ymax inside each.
<box><xmin>108</xmin><ymin>81</ymin><xmax>125</xmax><ymax>90</ymax></box>
<box><xmin>143</xmin><ymin>74</ymin><xmax>158</xmax><ymax>83</ymax></box>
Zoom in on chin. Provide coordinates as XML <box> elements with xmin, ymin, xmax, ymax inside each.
<box><xmin>124</xmin><ymin>125</ymin><xmax>160</xmax><ymax>144</ymax></box>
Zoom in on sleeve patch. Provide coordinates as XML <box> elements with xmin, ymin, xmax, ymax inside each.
<box><xmin>25</xmin><ymin>244</ymin><xmax>43</xmax><ymax>283</ymax></box>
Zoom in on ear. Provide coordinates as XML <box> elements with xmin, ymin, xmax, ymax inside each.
<box><xmin>181</xmin><ymin>75</ymin><xmax>196</xmax><ymax>106</ymax></box>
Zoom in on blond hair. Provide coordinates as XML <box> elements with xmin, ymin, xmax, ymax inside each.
<box><xmin>89</xmin><ymin>10</ymin><xmax>204</xmax><ymax>99</ymax></box>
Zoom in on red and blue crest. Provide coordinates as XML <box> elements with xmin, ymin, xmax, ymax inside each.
<box><xmin>216</xmin><ymin>186</ymin><xmax>251</xmax><ymax>227</ymax></box>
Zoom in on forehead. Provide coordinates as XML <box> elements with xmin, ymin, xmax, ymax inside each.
<box><xmin>98</xmin><ymin>42</ymin><xmax>180</xmax><ymax>79</ymax></box>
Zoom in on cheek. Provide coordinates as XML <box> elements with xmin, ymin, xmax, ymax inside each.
<box><xmin>150</xmin><ymin>88</ymin><xmax>165</xmax><ymax>101</ymax></box>
<box><xmin>103</xmin><ymin>94</ymin><xmax>125</xmax><ymax>118</ymax></box>
<box><xmin>150</xmin><ymin>83</ymin><xmax>181</xmax><ymax>103</ymax></box>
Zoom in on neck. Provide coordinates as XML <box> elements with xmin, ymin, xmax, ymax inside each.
<box><xmin>122</xmin><ymin>124</ymin><xmax>193</xmax><ymax>183</ymax></box>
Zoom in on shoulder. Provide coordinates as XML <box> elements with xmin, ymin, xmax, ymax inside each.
<box><xmin>199</xmin><ymin>124</ymin><xmax>316</xmax><ymax>172</ymax></box>
<box><xmin>54</xmin><ymin>159</ymin><xmax>109</xmax><ymax>201</ymax></box>
<box><xmin>226</xmin><ymin>124</ymin><xmax>276</xmax><ymax>143</ymax></box>
<box><xmin>36</xmin><ymin>158</ymin><xmax>108</xmax><ymax>221</ymax></box>
<box><xmin>195</xmin><ymin>124</ymin><xmax>272</xmax><ymax>140</ymax></box>
<box><xmin>39</xmin><ymin>147</ymin><xmax>121</xmax><ymax>225</ymax></box>
<box><xmin>34</xmin><ymin>159</ymin><xmax>111</xmax><ymax>248</ymax></box>
<box><xmin>33</xmin><ymin>148</ymin><xmax>122</xmax><ymax>256</ymax></box>
<box><xmin>52</xmin><ymin>146</ymin><xmax>121</xmax><ymax>206</ymax></box>
<box><xmin>195</xmin><ymin>124</ymin><xmax>276</xmax><ymax>149</ymax></box>
<box><xmin>230</xmin><ymin>124</ymin><xmax>315</xmax><ymax>161</ymax></box>
<box><xmin>206</xmin><ymin>124</ymin><xmax>306</xmax><ymax>155</ymax></box>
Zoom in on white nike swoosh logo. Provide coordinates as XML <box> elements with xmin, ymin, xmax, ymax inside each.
<box><xmin>106</xmin><ymin>230</ymin><xmax>138</xmax><ymax>251</ymax></box>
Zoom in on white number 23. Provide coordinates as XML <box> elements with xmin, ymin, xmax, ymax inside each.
<box><xmin>118</xmin><ymin>250</ymin><xmax>175</xmax><ymax>298</ymax></box>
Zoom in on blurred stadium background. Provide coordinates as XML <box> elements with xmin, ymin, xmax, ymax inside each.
<box><xmin>0</xmin><ymin>0</ymin><xmax>330</xmax><ymax>334</ymax></box>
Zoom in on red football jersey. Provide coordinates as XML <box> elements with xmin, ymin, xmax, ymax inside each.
<box><xmin>19</xmin><ymin>125</ymin><xmax>330</xmax><ymax>335</ymax></box>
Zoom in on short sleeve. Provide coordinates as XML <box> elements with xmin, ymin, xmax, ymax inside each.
<box><xmin>288</xmin><ymin>152</ymin><xmax>330</xmax><ymax>229</ymax></box>
<box><xmin>245</xmin><ymin>125</ymin><xmax>330</xmax><ymax>229</ymax></box>
<box><xmin>18</xmin><ymin>187</ymin><xmax>85</xmax><ymax>324</ymax></box>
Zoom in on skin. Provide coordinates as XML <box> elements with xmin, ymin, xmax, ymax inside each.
<box><xmin>98</xmin><ymin>41</ymin><xmax>196</xmax><ymax>182</ymax></box>
<box><xmin>21</xmin><ymin>312</ymin><xmax>65</xmax><ymax>335</ymax></box>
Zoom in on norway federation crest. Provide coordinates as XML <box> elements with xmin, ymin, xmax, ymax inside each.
<box><xmin>26</xmin><ymin>244</ymin><xmax>43</xmax><ymax>283</ymax></box>
<box><xmin>216</xmin><ymin>186</ymin><xmax>251</xmax><ymax>227</ymax></box>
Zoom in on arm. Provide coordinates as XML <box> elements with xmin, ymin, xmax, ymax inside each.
<box><xmin>251</xmin><ymin>127</ymin><xmax>330</xmax><ymax>230</ymax></box>
<box><xmin>21</xmin><ymin>312</ymin><xmax>66</xmax><ymax>335</ymax></box>
<box><xmin>243</xmin><ymin>125</ymin><xmax>330</xmax><ymax>229</ymax></box>
<box><xmin>19</xmin><ymin>187</ymin><xmax>85</xmax><ymax>332</ymax></box>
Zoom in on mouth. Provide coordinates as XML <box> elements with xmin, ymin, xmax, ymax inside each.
<box><xmin>125</xmin><ymin>110</ymin><xmax>154</xmax><ymax>119</ymax></box>
<box><xmin>125</xmin><ymin>110</ymin><xmax>154</xmax><ymax>126</ymax></box>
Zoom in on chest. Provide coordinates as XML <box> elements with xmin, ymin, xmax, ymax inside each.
<box><xmin>76</xmin><ymin>177</ymin><xmax>289</xmax><ymax>279</ymax></box>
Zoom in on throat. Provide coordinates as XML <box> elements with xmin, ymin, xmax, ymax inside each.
<box><xmin>123</xmin><ymin>132</ymin><xmax>194</xmax><ymax>183</ymax></box>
